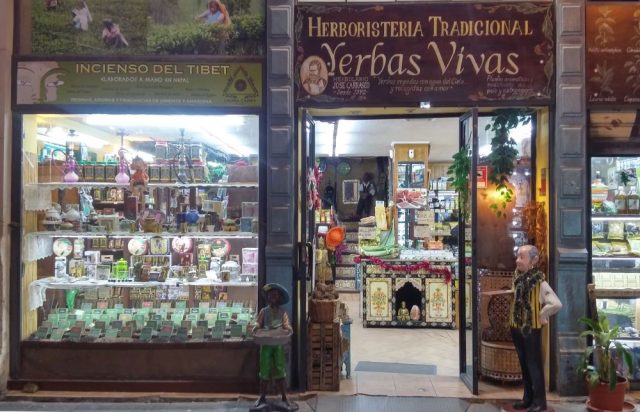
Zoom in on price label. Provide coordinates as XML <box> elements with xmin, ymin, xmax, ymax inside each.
<box><xmin>413</xmin><ymin>225</ymin><xmax>431</xmax><ymax>239</ymax></box>
<box><xmin>416</xmin><ymin>210</ymin><xmax>435</xmax><ymax>225</ymax></box>
<box><xmin>358</xmin><ymin>226</ymin><xmax>377</xmax><ymax>240</ymax></box>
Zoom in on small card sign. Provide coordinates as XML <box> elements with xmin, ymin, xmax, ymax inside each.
<box><xmin>229</xmin><ymin>324</ymin><xmax>243</xmax><ymax>338</ymax></box>
<box><xmin>114</xmin><ymin>303</ymin><xmax>124</xmax><ymax>310</ymax></box>
<box><xmin>105</xmin><ymin>328</ymin><xmax>119</xmax><ymax>339</ymax></box>
<box><xmin>181</xmin><ymin>320</ymin><xmax>192</xmax><ymax>331</ymax></box>
<box><xmin>416</xmin><ymin>210</ymin><xmax>435</xmax><ymax>225</ymax></box>
<box><xmin>139</xmin><ymin>327</ymin><xmax>153</xmax><ymax>342</ymax></box>
<box><xmin>58</xmin><ymin>320</ymin><xmax>71</xmax><ymax>330</ymax></box>
<box><xmin>160</xmin><ymin>302</ymin><xmax>172</xmax><ymax>309</ymax></box>
<box><xmin>186</xmin><ymin>313</ymin><xmax>199</xmax><ymax>322</ymax></box>
<box><xmin>81</xmin><ymin>303</ymin><xmax>93</xmax><ymax>312</ymax></box>
<box><xmin>110</xmin><ymin>320</ymin><xmax>123</xmax><ymax>330</ymax></box>
<box><xmin>216</xmin><ymin>301</ymin><xmax>227</xmax><ymax>308</ymax></box>
<box><xmin>50</xmin><ymin>328</ymin><xmax>65</xmax><ymax>341</ymax></box>
<box><xmin>212</xmin><ymin>326</ymin><xmax>224</xmax><ymax>340</ymax></box>
<box><xmin>358</xmin><ymin>225</ymin><xmax>377</xmax><ymax>240</ymax></box>
<box><xmin>159</xmin><ymin>325</ymin><xmax>174</xmax><ymax>340</ymax></box>
<box><xmin>57</xmin><ymin>308</ymin><xmax>68</xmax><ymax>314</ymax></box>
<box><xmin>35</xmin><ymin>326</ymin><xmax>50</xmax><ymax>339</ymax></box>
<box><xmin>68</xmin><ymin>326</ymin><xmax>82</xmax><ymax>341</ymax></box>
<box><xmin>94</xmin><ymin>320</ymin><xmax>106</xmax><ymax>331</ymax></box>
<box><xmin>89</xmin><ymin>327</ymin><xmax>102</xmax><ymax>338</ymax></box>
<box><xmin>199</xmin><ymin>301</ymin><xmax>210</xmax><ymax>310</ymax></box>
<box><xmin>190</xmin><ymin>307</ymin><xmax>200</xmax><ymax>314</ymax></box>
<box><xmin>197</xmin><ymin>320</ymin><xmax>209</xmax><ymax>328</ymax></box>
<box><xmin>120</xmin><ymin>326</ymin><xmax>133</xmax><ymax>338</ymax></box>
<box><xmin>192</xmin><ymin>326</ymin><xmax>206</xmax><ymax>340</ymax></box>
<box><xmin>413</xmin><ymin>225</ymin><xmax>431</xmax><ymax>239</ymax></box>
<box><xmin>142</xmin><ymin>301</ymin><xmax>154</xmax><ymax>308</ymax></box>
<box><xmin>97</xmin><ymin>300</ymin><xmax>108</xmax><ymax>309</ymax></box>
<box><xmin>175</xmin><ymin>301</ymin><xmax>187</xmax><ymax>310</ymax></box>
<box><xmin>74</xmin><ymin>320</ymin><xmax>86</xmax><ymax>330</ymax></box>
<box><xmin>176</xmin><ymin>327</ymin><xmax>189</xmax><ymax>342</ymax></box>
<box><xmin>146</xmin><ymin>320</ymin><xmax>158</xmax><ymax>330</ymax></box>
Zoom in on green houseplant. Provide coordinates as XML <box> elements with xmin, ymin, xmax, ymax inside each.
<box><xmin>447</xmin><ymin>144</ymin><xmax>470</xmax><ymax>221</ymax></box>
<box><xmin>484</xmin><ymin>109</ymin><xmax>531</xmax><ymax>217</ymax></box>
<box><xmin>578</xmin><ymin>314</ymin><xmax>634</xmax><ymax>411</ymax></box>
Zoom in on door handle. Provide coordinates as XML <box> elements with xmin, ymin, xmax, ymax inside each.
<box><xmin>305</xmin><ymin>242</ymin><xmax>313</xmax><ymax>280</ymax></box>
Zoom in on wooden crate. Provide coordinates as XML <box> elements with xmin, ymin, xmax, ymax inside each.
<box><xmin>308</xmin><ymin>322</ymin><xmax>341</xmax><ymax>391</ymax></box>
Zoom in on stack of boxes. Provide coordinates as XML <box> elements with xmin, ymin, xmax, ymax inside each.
<box><xmin>241</xmin><ymin>247</ymin><xmax>258</xmax><ymax>282</ymax></box>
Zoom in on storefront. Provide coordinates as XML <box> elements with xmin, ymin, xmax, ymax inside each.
<box><xmin>585</xmin><ymin>1</ymin><xmax>640</xmax><ymax>390</ymax></box>
<box><xmin>9</xmin><ymin>0</ymin><xmax>265</xmax><ymax>392</ymax></box>
<box><xmin>292</xmin><ymin>2</ymin><xmax>554</xmax><ymax>395</ymax></box>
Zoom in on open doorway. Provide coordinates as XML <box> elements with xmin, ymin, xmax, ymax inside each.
<box><xmin>299</xmin><ymin>107</ymin><xmax>550</xmax><ymax>398</ymax></box>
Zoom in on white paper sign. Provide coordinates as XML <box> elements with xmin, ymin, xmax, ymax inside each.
<box><xmin>413</xmin><ymin>225</ymin><xmax>431</xmax><ymax>239</ymax></box>
<box><xmin>358</xmin><ymin>226</ymin><xmax>377</xmax><ymax>240</ymax></box>
<box><xmin>416</xmin><ymin>210</ymin><xmax>435</xmax><ymax>225</ymax></box>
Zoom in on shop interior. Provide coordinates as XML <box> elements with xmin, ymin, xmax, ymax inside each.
<box><xmin>305</xmin><ymin>107</ymin><xmax>550</xmax><ymax>397</ymax></box>
<box><xmin>19</xmin><ymin>113</ymin><xmax>261</xmax><ymax>350</ymax></box>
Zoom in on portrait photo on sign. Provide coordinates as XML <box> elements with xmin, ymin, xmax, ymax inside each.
<box><xmin>22</xmin><ymin>0</ymin><xmax>265</xmax><ymax>56</ymax></box>
<box><xmin>300</xmin><ymin>56</ymin><xmax>329</xmax><ymax>96</ymax></box>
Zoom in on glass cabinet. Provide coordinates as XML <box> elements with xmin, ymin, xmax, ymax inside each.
<box><xmin>20</xmin><ymin>114</ymin><xmax>260</xmax><ymax>345</ymax></box>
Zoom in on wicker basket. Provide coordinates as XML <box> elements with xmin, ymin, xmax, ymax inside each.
<box><xmin>308</xmin><ymin>299</ymin><xmax>339</xmax><ymax>323</ymax></box>
<box><xmin>480</xmin><ymin>340</ymin><xmax>522</xmax><ymax>382</ymax></box>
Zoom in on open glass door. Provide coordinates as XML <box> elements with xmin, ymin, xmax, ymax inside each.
<box><xmin>458</xmin><ymin>109</ymin><xmax>479</xmax><ymax>394</ymax></box>
<box><xmin>295</xmin><ymin>109</ymin><xmax>316</xmax><ymax>390</ymax></box>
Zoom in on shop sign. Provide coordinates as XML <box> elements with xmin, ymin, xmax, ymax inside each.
<box><xmin>19</xmin><ymin>0</ymin><xmax>264</xmax><ymax>57</ymax></box>
<box><xmin>15</xmin><ymin>60</ymin><xmax>262</xmax><ymax>108</ymax></box>
<box><xmin>586</xmin><ymin>3</ymin><xmax>640</xmax><ymax>105</ymax></box>
<box><xmin>295</xmin><ymin>3</ymin><xmax>554</xmax><ymax>105</ymax></box>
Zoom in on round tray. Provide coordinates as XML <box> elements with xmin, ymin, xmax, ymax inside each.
<box><xmin>253</xmin><ymin>328</ymin><xmax>292</xmax><ymax>345</ymax></box>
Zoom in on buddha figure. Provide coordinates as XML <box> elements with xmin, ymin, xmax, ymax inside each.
<box><xmin>397</xmin><ymin>301</ymin><xmax>411</xmax><ymax>321</ymax></box>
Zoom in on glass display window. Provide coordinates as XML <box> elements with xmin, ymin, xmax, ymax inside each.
<box><xmin>20</xmin><ymin>114</ymin><xmax>260</xmax><ymax>344</ymax></box>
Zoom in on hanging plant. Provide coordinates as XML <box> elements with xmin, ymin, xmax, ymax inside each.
<box><xmin>485</xmin><ymin>109</ymin><xmax>531</xmax><ymax>218</ymax></box>
<box><xmin>447</xmin><ymin>144</ymin><xmax>470</xmax><ymax>221</ymax></box>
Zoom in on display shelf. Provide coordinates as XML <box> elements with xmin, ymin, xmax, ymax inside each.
<box><xmin>592</xmin><ymin>215</ymin><xmax>640</xmax><ymax>221</ymax></box>
<box><xmin>592</xmin><ymin>256</ymin><xmax>640</xmax><ymax>260</ymax></box>
<box><xmin>26</xmin><ymin>231</ymin><xmax>258</xmax><ymax>239</ymax></box>
<box><xmin>26</xmin><ymin>182</ymin><xmax>259</xmax><ymax>190</ymax></box>
<box><xmin>31</xmin><ymin>277</ymin><xmax>257</xmax><ymax>290</ymax></box>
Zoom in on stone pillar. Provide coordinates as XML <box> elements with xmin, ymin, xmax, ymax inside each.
<box><xmin>265</xmin><ymin>0</ymin><xmax>298</xmax><ymax>387</ymax></box>
<box><xmin>554</xmin><ymin>0</ymin><xmax>589</xmax><ymax>396</ymax></box>
<box><xmin>0</xmin><ymin>0</ymin><xmax>13</xmax><ymax>394</ymax></box>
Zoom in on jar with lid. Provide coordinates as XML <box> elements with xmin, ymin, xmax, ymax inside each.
<box><xmin>591</xmin><ymin>171</ymin><xmax>608</xmax><ymax>212</ymax></box>
<box><xmin>615</xmin><ymin>186</ymin><xmax>628</xmax><ymax>214</ymax></box>
<box><xmin>221</xmin><ymin>260</ymin><xmax>240</xmax><ymax>281</ymax></box>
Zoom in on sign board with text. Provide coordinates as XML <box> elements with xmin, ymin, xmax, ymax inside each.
<box><xmin>15</xmin><ymin>60</ymin><xmax>262</xmax><ymax>108</ymax></box>
<box><xmin>295</xmin><ymin>3</ymin><xmax>553</xmax><ymax>105</ymax></box>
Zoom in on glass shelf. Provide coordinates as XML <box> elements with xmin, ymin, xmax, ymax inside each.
<box><xmin>593</xmin><ymin>256</ymin><xmax>640</xmax><ymax>260</ymax></box>
<box><xmin>26</xmin><ymin>182</ymin><xmax>259</xmax><ymax>190</ymax></box>
<box><xmin>32</xmin><ymin>277</ymin><xmax>257</xmax><ymax>290</ymax></box>
<box><xmin>26</xmin><ymin>231</ymin><xmax>258</xmax><ymax>239</ymax></box>
<box><xmin>592</xmin><ymin>215</ymin><xmax>640</xmax><ymax>221</ymax></box>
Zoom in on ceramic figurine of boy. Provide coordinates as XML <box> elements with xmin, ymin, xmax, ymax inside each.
<box><xmin>252</xmin><ymin>283</ymin><xmax>297</xmax><ymax>411</ymax></box>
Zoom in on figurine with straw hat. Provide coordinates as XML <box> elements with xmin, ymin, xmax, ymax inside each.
<box><xmin>252</xmin><ymin>283</ymin><xmax>298</xmax><ymax>411</ymax></box>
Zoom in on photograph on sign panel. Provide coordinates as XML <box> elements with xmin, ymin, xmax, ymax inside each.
<box><xmin>25</xmin><ymin>0</ymin><xmax>264</xmax><ymax>56</ymax></box>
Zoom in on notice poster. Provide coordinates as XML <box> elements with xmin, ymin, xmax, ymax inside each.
<box><xmin>295</xmin><ymin>3</ymin><xmax>554</xmax><ymax>105</ymax></box>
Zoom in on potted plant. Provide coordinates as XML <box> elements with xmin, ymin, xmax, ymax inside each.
<box><xmin>578</xmin><ymin>314</ymin><xmax>635</xmax><ymax>411</ymax></box>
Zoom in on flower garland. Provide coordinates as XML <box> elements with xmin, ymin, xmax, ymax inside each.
<box><xmin>354</xmin><ymin>255</ymin><xmax>453</xmax><ymax>284</ymax></box>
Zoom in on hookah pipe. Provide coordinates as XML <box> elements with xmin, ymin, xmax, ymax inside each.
<box><xmin>115</xmin><ymin>130</ymin><xmax>130</xmax><ymax>185</ymax></box>
<box><xmin>48</xmin><ymin>147</ymin><xmax>80</xmax><ymax>183</ymax></box>
<box><xmin>173</xmin><ymin>128</ymin><xmax>193</xmax><ymax>185</ymax></box>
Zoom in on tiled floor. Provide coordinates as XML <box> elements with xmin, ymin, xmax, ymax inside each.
<box><xmin>341</xmin><ymin>293</ymin><xmax>523</xmax><ymax>399</ymax></box>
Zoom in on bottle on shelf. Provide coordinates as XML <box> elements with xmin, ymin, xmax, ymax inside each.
<box><xmin>615</xmin><ymin>186</ymin><xmax>628</xmax><ymax>215</ymax></box>
<box><xmin>628</xmin><ymin>186</ymin><xmax>640</xmax><ymax>214</ymax></box>
<box><xmin>591</xmin><ymin>171</ymin><xmax>608</xmax><ymax>212</ymax></box>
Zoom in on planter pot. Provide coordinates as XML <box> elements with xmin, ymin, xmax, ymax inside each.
<box><xmin>588</xmin><ymin>376</ymin><xmax>628</xmax><ymax>412</ymax></box>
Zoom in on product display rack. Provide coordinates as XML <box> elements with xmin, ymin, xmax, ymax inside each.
<box><xmin>590</xmin><ymin>156</ymin><xmax>640</xmax><ymax>387</ymax></box>
<box><xmin>334</xmin><ymin>221</ymin><xmax>360</xmax><ymax>292</ymax></box>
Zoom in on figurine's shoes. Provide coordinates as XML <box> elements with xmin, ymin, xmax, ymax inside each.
<box><xmin>527</xmin><ymin>405</ymin><xmax>547</xmax><ymax>412</ymax></box>
<box><xmin>512</xmin><ymin>400</ymin><xmax>532</xmax><ymax>410</ymax></box>
<box><xmin>271</xmin><ymin>400</ymin><xmax>299</xmax><ymax>412</ymax></box>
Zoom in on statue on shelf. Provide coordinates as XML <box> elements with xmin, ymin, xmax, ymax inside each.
<box><xmin>397</xmin><ymin>301</ymin><xmax>410</xmax><ymax>321</ymax></box>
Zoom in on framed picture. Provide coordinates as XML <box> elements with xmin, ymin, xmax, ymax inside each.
<box><xmin>342</xmin><ymin>179</ymin><xmax>360</xmax><ymax>204</ymax></box>
<box><xmin>68</xmin><ymin>259</ymin><xmax>85</xmax><ymax>277</ymax></box>
<box><xmin>85</xmin><ymin>264</ymin><xmax>97</xmax><ymax>279</ymax></box>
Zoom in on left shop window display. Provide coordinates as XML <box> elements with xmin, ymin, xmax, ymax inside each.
<box><xmin>21</xmin><ymin>114</ymin><xmax>260</xmax><ymax>344</ymax></box>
